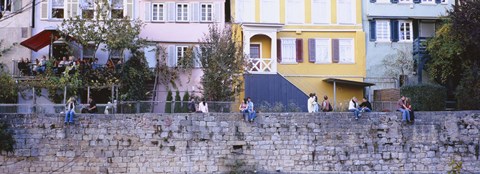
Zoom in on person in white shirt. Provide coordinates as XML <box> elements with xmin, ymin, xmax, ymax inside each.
<box><xmin>198</xmin><ymin>99</ymin><xmax>209</xmax><ymax>113</ymax></box>
<box><xmin>348</xmin><ymin>97</ymin><xmax>360</xmax><ymax>120</ymax></box>
<box><xmin>307</xmin><ymin>93</ymin><xmax>314</xmax><ymax>113</ymax></box>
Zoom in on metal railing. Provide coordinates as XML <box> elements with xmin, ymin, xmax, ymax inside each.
<box><xmin>0</xmin><ymin>101</ymin><xmax>236</xmax><ymax>114</ymax></box>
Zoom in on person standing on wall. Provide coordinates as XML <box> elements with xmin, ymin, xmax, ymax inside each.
<box><xmin>307</xmin><ymin>93</ymin><xmax>314</xmax><ymax>113</ymax></box>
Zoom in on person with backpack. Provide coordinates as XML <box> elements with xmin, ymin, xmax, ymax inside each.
<box><xmin>321</xmin><ymin>95</ymin><xmax>333</xmax><ymax>112</ymax></box>
<box><xmin>65</xmin><ymin>97</ymin><xmax>76</xmax><ymax>124</ymax></box>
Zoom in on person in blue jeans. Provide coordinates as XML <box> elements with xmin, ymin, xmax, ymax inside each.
<box><xmin>246</xmin><ymin>97</ymin><xmax>256</xmax><ymax>122</ymax></box>
<box><xmin>239</xmin><ymin>98</ymin><xmax>248</xmax><ymax>121</ymax></box>
<box><xmin>348</xmin><ymin>97</ymin><xmax>360</xmax><ymax>120</ymax></box>
<box><xmin>65</xmin><ymin>97</ymin><xmax>76</xmax><ymax>124</ymax></box>
<box><xmin>397</xmin><ymin>96</ymin><xmax>411</xmax><ymax>122</ymax></box>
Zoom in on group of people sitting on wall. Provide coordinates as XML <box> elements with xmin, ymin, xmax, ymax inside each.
<box><xmin>64</xmin><ymin>96</ymin><xmax>98</xmax><ymax>125</ymax></box>
<box><xmin>187</xmin><ymin>97</ymin><xmax>210</xmax><ymax>113</ymax></box>
<box><xmin>239</xmin><ymin>97</ymin><xmax>256</xmax><ymax>123</ymax></box>
<box><xmin>17</xmin><ymin>56</ymin><xmax>123</xmax><ymax>76</ymax></box>
<box><xmin>307</xmin><ymin>93</ymin><xmax>333</xmax><ymax>113</ymax></box>
<box><xmin>348</xmin><ymin>96</ymin><xmax>414</xmax><ymax>123</ymax></box>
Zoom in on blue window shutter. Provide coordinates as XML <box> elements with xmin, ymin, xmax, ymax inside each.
<box><xmin>391</xmin><ymin>0</ymin><xmax>399</xmax><ymax>3</ymax></box>
<box><xmin>308</xmin><ymin>39</ymin><xmax>316</xmax><ymax>63</ymax></box>
<box><xmin>369</xmin><ymin>20</ymin><xmax>376</xmax><ymax>41</ymax></box>
<box><xmin>413</xmin><ymin>0</ymin><xmax>421</xmax><ymax>4</ymax></box>
<box><xmin>277</xmin><ymin>39</ymin><xmax>282</xmax><ymax>63</ymax></box>
<box><xmin>332</xmin><ymin>39</ymin><xmax>339</xmax><ymax>63</ymax></box>
<box><xmin>370</xmin><ymin>0</ymin><xmax>376</xmax><ymax>3</ymax></box>
<box><xmin>435</xmin><ymin>0</ymin><xmax>441</xmax><ymax>3</ymax></box>
<box><xmin>390</xmin><ymin>20</ymin><xmax>399</xmax><ymax>42</ymax></box>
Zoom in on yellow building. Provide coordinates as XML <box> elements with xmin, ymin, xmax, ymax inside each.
<box><xmin>232</xmin><ymin>0</ymin><xmax>372</xmax><ymax>111</ymax></box>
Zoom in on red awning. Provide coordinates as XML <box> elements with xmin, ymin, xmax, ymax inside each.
<box><xmin>20</xmin><ymin>29</ymin><xmax>60</xmax><ymax>52</ymax></box>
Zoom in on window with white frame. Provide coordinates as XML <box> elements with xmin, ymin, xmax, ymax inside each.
<box><xmin>260</xmin><ymin>0</ymin><xmax>279</xmax><ymax>23</ymax></box>
<box><xmin>80</xmin><ymin>0</ymin><xmax>94</xmax><ymax>19</ymax></box>
<box><xmin>421</xmin><ymin>0</ymin><xmax>435</xmax><ymax>4</ymax></box>
<box><xmin>201</xmin><ymin>3</ymin><xmax>213</xmax><ymax>22</ymax></box>
<box><xmin>176</xmin><ymin>46</ymin><xmax>188</xmax><ymax>67</ymax></box>
<box><xmin>52</xmin><ymin>0</ymin><xmax>65</xmax><ymax>19</ymax></box>
<box><xmin>0</xmin><ymin>0</ymin><xmax>11</xmax><ymax>12</ymax></box>
<box><xmin>236</xmin><ymin>0</ymin><xmax>255</xmax><ymax>22</ymax></box>
<box><xmin>286</xmin><ymin>0</ymin><xmax>304</xmax><ymax>24</ymax></box>
<box><xmin>315</xmin><ymin>39</ymin><xmax>331</xmax><ymax>63</ymax></box>
<box><xmin>338</xmin><ymin>39</ymin><xmax>354</xmax><ymax>63</ymax></box>
<box><xmin>311</xmin><ymin>0</ymin><xmax>330</xmax><ymax>24</ymax></box>
<box><xmin>281</xmin><ymin>39</ymin><xmax>297</xmax><ymax>63</ymax></box>
<box><xmin>176</xmin><ymin>3</ymin><xmax>188</xmax><ymax>22</ymax></box>
<box><xmin>399</xmin><ymin>20</ymin><xmax>413</xmax><ymax>41</ymax></box>
<box><xmin>152</xmin><ymin>3</ymin><xmax>165</xmax><ymax>21</ymax></box>
<box><xmin>376</xmin><ymin>20</ymin><xmax>391</xmax><ymax>41</ymax></box>
<box><xmin>399</xmin><ymin>0</ymin><xmax>412</xmax><ymax>3</ymax></box>
<box><xmin>111</xmin><ymin>0</ymin><xmax>124</xmax><ymax>19</ymax></box>
<box><xmin>337</xmin><ymin>0</ymin><xmax>355</xmax><ymax>24</ymax></box>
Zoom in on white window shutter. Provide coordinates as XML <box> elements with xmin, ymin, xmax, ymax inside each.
<box><xmin>260</xmin><ymin>0</ymin><xmax>279</xmax><ymax>23</ymax></box>
<box><xmin>40</xmin><ymin>1</ymin><xmax>49</xmax><ymax>20</ymax></box>
<box><xmin>312</xmin><ymin>0</ymin><xmax>330</xmax><ymax>24</ymax></box>
<box><xmin>144</xmin><ymin>2</ymin><xmax>151</xmax><ymax>21</ymax></box>
<box><xmin>190</xmin><ymin>2</ymin><xmax>199</xmax><ymax>22</ymax></box>
<box><xmin>167</xmin><ymin>2</ymin><xmax>175</xmax><ymax>22</ymax></box>
<box><xmin>193</xmin><ymin>46</ymin><xmax>201</xmax><ymax>68</ymax></box>
<box><xmin>287</xmin><ymin>0</ymin><xmax>304</xmax><ymax>24</ymax></box>
<box><xmin>235</xmin><ymin>0</ymin><xmax>243</xmax><ymax>22</ymax></box>
<box><xmin>167</xmin><ymin>45</ymin><xmax>176</xmax><ymax>67</ymax></box>
<box><xmin>214</xmin><ymin>2</ymin><xmax>222</xmax><ymax>22</ymax></box>
<box><xmin>124</xmin><ymin>0</ymin><xmax>133</xmax><ymax>19</ymax></box>
<box><xmin>243</xmin><ymin>0</ymin><xmax>255</xmax><ymax>22</ymax></box>
<box><xmin>64</xmin><ymin>0</ymin><xmax>69</xmax><ymax>19</ymax></box>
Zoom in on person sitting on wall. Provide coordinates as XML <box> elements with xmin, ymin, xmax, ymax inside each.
<box><xmin>321</xmin><ymin>95</ymin><xmax>333</xmax><ymax>112</ymax></box>
<box><xmin>348</xmin><ymin>97</ymin><xmax>361</xmax><ymax>120</ymax></box>
<box><xmin>359</xmin><ymin>97</ymin><xmax>372</xmax><ymax>112</ymax></box>
<box><xmin>239</xmin><ymin>98</ymin><xmax>248</xmax><ymax>121</ymax></box>
<box><xmin>65</xmin><ymin>97</ymin><xmax>76</xmax><ymax>124</ymax></box>
<box><xmin>405</xmin><ymin>97</ymin><xmax>414</xmax><ymax>123</ymax></box>
<box><xmin>188</xmin><ymin>97</ymin><xmax>196</xmax><ymax>113</ymax></box>
<box><xmin>397</xmin><ymin>96</ymin><xmax>411</xmax><ymax>123</ymax></box>
<box><xmin>81</xmin><ymin>96</ymin><xmax>98</xmax><ymax>113</ymax></box>
<box><xmin>246</xmin><ymin>97</ymin><xmax>256</xmax><ymax>122</ymax></box>
<box><xmin>198</xmin><ymin>99</ymin><xmax>209</xmax><ymax>113</ymax></box>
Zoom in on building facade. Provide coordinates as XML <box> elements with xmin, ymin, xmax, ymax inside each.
<box><xmin>363</xmin><ymin>0</ymin><xmax>453</xmax><ymax>101</ymax></box>
<box><xmin>0</xmin><ymin>0</ymin><xmax>32</xmax><ymax>75</ymax></box>
<box><xmin>233</xmin><ymin>0</ymin><xmax>368</xmax><ymax>111</ymax></box>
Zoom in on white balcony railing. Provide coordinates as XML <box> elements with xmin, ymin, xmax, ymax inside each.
<box><xmin>247</xmin><ymin>58</ymin><xmax>275</xmax><ymax>74</ymax></box>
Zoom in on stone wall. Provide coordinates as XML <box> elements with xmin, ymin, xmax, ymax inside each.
<box><xmin>0</xmin><ymin>111</ymin><xmax>479</xmax><ymax>173</ymax></box>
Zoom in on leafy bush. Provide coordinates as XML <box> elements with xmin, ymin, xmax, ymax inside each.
<box><xmin>0</xmin><ymin>71</ymin><xmax>18</xmax><ymax>103</ymax></box>
<box><xmin>0</xmin><ymin>121</ymin><xmax>15</xmax><ymax>154</ymax></box>
<box><xmin>174</xmin><ymin>90</ymin><xmax>181</xmax><ymax>113</ymax></box>
<box><xmin>181</xmin><ymin>91</ymin><xmax>190</xmax><ymax>113</ymax></box>
<box><xmin>455</xmin><ymin>70</ymin><xmax>480</xmax><ymax>110</ymax></box>
<box><xmin>400</xmin><ymin>84</ymin><xmax>447</xmax><ymax>111</ymax></box>
<box><xmin>165</xmin><ymin>90</ymin><xmax>173</xmax><ymax>113</ymax></box>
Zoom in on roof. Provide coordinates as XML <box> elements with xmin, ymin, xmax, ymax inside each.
<box><xmin>323</xmin><ymin>78</ymin><xmax>375</xmax><ymax>87</ymax></box>
<box><xmin>20</xmin><ymin>29</ymin><xmax>60</xmax><ymax>52</ymax></box>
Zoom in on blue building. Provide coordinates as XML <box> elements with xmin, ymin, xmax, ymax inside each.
<box><xmin>363</xmin><ymin>0</ymin><xmax>453</xmax><ymax>100</ymax></box>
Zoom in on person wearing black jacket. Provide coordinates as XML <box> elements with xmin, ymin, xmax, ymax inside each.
<box><xmin>359</xmin><ymin>97</ymin><xmax>372</xmax><ymax>112</ymax></box>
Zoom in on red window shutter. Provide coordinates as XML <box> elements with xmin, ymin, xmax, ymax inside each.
<box><xmin>277</xmin><ymin>39</ymin><xmax>282</xmax><ymax>63</ymax></box>
<box><xmin>332</xmin><ymin>39</ymin><xmax>339</xmax><ymax>63</ymax></box>
<box><xmin>296</xmin><ymin>38</ymin><xmax>303</xmax><ymax>63</ymax></box>
<box><xmin>308</xmin><ymin>39</ymin><xmax>316</xmax><ymax>63</ymax></box>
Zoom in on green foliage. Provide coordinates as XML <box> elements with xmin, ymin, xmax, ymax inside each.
<box><xmin>199</xmin><ymin>24</ymin><xmax>246</xmax><ymax>101</ymax></box>
<box><xmin>426</xmin><ymin>21</ymin><xmax>464</xmax><ymax>83</ymax></box>
<box><xmin>174</xmin><ymin>90</ymin><xmax>181</xmax><ymax>113</ymax></box>
<box><xmin>455</xmin><ymin>69</ymin><xmax>480</xmax><ymax>110</ymax></box>
<box><xmin>400</xmin><ymin>84</ymin><xmax>447</xmax><ymax>111</ymax></box>
<box><xmin>0</xmin><ymin>72</ymin><xmax>18</xmax><ymax>103</ymax></box>
<box><xmin>182</xmin><ymin>91</ymin><xmax>190</xmax><ymax>113</ymax></box>
<box><xmin>165</xmin><ymin>90</ymin><xmax>173</xmax><ymax>113</ymax></box>
<box><xmin>119</xmin><ymin>50</ymin><xmax>153</xmax><ymax>101</ymax></box>
<box><xmin>447</xmin><ymin>158</ymin><xmax>462</xmax><ymax>174</ymax></box>
<box><xmin>0</xmin><ymin>121</ymin><xmax>15</xmax><ymax>154</ymax></box>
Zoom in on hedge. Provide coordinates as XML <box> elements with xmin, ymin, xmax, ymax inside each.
<box><xmin>400</xmin><ymin>84</ymin><xmax>447</xmax><ymax>111</ymax></box>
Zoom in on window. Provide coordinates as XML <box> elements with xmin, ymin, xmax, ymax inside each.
<box><xmin>311</xmin><ymin>0</ymin><xmax>330</xmax><ymax>24</ymax></box>
<box><xmin>236</xmin><ymin>0</ymin><xmax>254</xmax><ymax>22</ymax></box>
<box><xmin>376</xmin><ymin>20</ymin><xmax>390</xmax><ymax>41</ymax></box>
<box><xmin>52</xmin><ymin>0</ymin><xmax>65</xmax><ymax>19</ymax></box>
<box><xmin>421</xmin><ymin>0</ymin><xmax>435</xmax><ymax>3</ymax></box>
<box><xmin>176</xmin><ymin>3</ymin><xmax>188</xmax><ymax>22</ymax></box>
<box><xmin>260</xmin><ymin>0</ymin><xmax>279</xmax><ymax>23</ymax></box>
<box><xmin>399</xmin><ymin>21</ymin><xmax>413</xmax><ymax>41</ymax></box>
<box><xmin>80</xmin><ymin>0</ymin><xmax>94</xmax><ymax>19</ymax></box>
<box><xmin>286</xmin><ymin>0</ymin><xmax>304</xmax><ymax>24</ymax></box>
<box><xmin>315</xmin><ymin>39</ymin><xmax>331</xmax><ymax>63</ymax></box>
<box><xmin>201</xmin><ymin>3</ymin><xmax>213</xmax><ymax>22</ymax></box>
<box><xmin>338</xmin><ymin>39</ymin><xmax>354</xmax><ymax>63</ymax></box>
<box><xmin>250</xmin><ymin>44</ymin><xmax>260</xmax><ymax>58</ymax></box>
<box><xmin>375</xmin><ymin>0</ymin><xmax>390</xmax><ymax>3</ymax></box>
<box><xmin>337</xmin><ymin>0</ymin><xmax>355</xmax><ymax>24</ymax></box>
<box><xmin>399</xmin><ymin>0</ymin><xmax>412</xmax><ymax>3</ymax></box>
<box><xmin>176</xmin><ymin>46</ymin><xmax>188</xmax><ymax>67</ymax></box>
<box><xmin>152</xmin><ymin>3</ymin><xmax>164</xmax><ymax>21</ymax></box>
<box><xmin>111</xmin><ymin>0</ymin><xmax>123</xmax><ymax>19</ymax></box>
<box><xmin>0</xmin><ymin>0</ymin><xmax>11</xmax><ymax>12</ymax></box>
<box><xmin>281</xmin><ymin>39</ymin><xmax>297</xmax><ymax>63</ymax></box>
<box><xmin>420</xmin><ymin>22</ymin><xmax>435</xmax><ymax>37</ymax></box>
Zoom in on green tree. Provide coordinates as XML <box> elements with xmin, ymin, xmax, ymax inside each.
<box><xmin>182</xmin><ymin>91</ymin><xmax>190</xmax><ymax>113</ymax></box>
<box><xmin>0</xmin><ymin>71</ymin><xmax>17</xmax><ymax>103</ymax></box>
<box><xmin>174</xmin><ymin>90</ymin><xmax>181</xmax><ymax>113</ymax></box>
<box><xmin>199</xmin><ymin>25</ymin><xmax>246</xmax><ymax>101</ymax></box>
<box><xmin>0</xmin><ymin>122</ymin><xmax>15</xmax><ymax>154</ymax></box>
<box><xmin>119</xmin><ymin>50</ymin><xmax>153</xmax><ymax>101</ymax></box>
<box><xmin>165</xmin><ymin>90</ymin><xmax>173</xmax><ymax>113</ymax></box>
